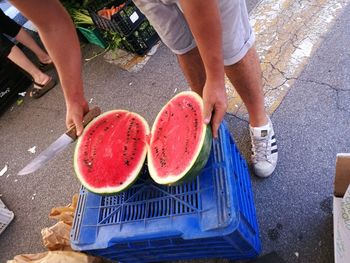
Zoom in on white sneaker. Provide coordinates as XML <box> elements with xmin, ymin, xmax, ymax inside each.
<box><xmin>250</xmin><ymin>117</ymin><xmax>278</xmax><ymax>178</ymax></box>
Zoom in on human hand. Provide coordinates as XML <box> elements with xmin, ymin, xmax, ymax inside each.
<box><xmin>66</xmin><ymin>97</ymin><xmax>89</xmax><ymax>137</ymax></box>
<box><xmin>202</xmin><ymin>79</ymin><xmax>227</xmax><ymax>138</ymax></box>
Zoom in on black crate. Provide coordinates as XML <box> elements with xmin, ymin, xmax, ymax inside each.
<box><xmin>89</xmin><ymin>0</ymin><xmax>146</xmax><ymax>36</ymax></box>
<box><xmin>0</xmin><ymin>58</ymin><xmax>32</xmax><ymax>114</ymax></box>
<box><xmin>120</xmin><ymin>20</ymin><xmax>159</xmax><ymax>55</ymax></box>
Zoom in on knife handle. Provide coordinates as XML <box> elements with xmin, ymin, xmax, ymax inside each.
<box><xmin>65</xmin><ymin>106</ymin><xmax>102</xmax><ymax>140</ymax></box>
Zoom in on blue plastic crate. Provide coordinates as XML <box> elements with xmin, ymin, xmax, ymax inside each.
<box><xmin>70</xmin><ymin>122</ymin><xmax>261</xmax><ymax>262</ymax></box>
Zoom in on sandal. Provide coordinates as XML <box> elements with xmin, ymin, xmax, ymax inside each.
<box><xmin>38</xmin><ymin>61</ymin><xmax>54</xmax><ymax>72</ymax></box>
<box><xmin>30</xmin><ymin>77</ymin><xmax>57</xmax><ymax>99</ymax></box>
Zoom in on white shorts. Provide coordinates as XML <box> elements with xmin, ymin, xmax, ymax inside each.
<box><xmin>133</xmin><ymin>0</ymin><xmax>255</xmax><ymax>65</ymax></box>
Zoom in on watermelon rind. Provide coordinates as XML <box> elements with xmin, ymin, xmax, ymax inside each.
<box><xmin>73</xmin><ymin>110</ymin><xmax>150</xmax><ymax>194</ymax></box>
<box><xmin>147</xmin><ymin>91</ymin><xmax>212</xmax><ymax>185</ymax></box>
<box><xmin>174</xmin><ymin>125</ymin><xmax>212</xmax><ymax>184</ymax></box>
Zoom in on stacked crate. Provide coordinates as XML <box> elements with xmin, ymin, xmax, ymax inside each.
<box><xmin>70</xmin><ymin>122</ymin><xmax>261</xmax><ymax>262</ymax></box>
<box><xmin>0</xmin><ymin>198</ymin><xmax>14</xmax><ymax>236</ymax></box>
<box><xmin>89</xmin><ymin>0</ymin><xmax>159</xmax><ymax>55</ymax></box>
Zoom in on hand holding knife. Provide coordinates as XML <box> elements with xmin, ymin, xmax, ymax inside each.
<box><xmin>18</xmin><ymin>107</ymin><xmax>101</xmax><ymax>176</ymax></box>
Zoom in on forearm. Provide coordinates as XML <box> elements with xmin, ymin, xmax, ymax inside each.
<box><xmin>11</xmin><ymin>0</ymin><xmax>84</xmax><ymax>105</ymax></box>
<box><xmin>179</xmin><ymin>0</ymin><xmax>224</xmax><ymax>81</ymax></box>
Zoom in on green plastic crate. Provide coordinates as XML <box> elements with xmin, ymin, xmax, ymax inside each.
<box><xmin>77</xmin><ymin>26</ymin><xmax>107</xmax><ymax>49</ymax></box>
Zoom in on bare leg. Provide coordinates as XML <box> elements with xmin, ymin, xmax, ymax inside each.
<box><xmin>177</xmin><ymin>47</ymin><xmax>206</xmax><ymax>96</ymax></box>
<box><xmin>7</xmin><ymin>45</ymin><xmax>50</xmax><ymax>85</ymax></box>
<box><xmin>14</xmin><ymin>28</ymin><xmax>52</xmax><ymax>64</ymax></box>
<box><xmin>225</xmin><ymin>47</ymin><xmax>277</xmax><ymax>178</ymax></box>
<box><xmin>224</xmin><ymin>47</ymin><xmax>267</xmax><ymax>127</ymax></box>
<box><xmin>177</xmin><ymin>46</ymin><xmax>267</xmax><ymax>127</ymax></box>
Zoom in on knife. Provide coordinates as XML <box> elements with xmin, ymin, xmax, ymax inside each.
<box><xmin>18</xmin><ymin>107</ymin><xmax>101</xmax><ymax>175</ymax></box>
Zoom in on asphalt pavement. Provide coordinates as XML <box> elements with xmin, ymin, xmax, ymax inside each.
<box><xmin>1</xmin><ymin>1</ymin><xmax>350</xmax><ymax>262</ymax></box>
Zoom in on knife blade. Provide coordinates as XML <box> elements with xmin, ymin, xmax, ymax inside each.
<box><xmin>18</xmin><ymin>107</ymin><xmax>101</xmax><ymax>175</ymax></box>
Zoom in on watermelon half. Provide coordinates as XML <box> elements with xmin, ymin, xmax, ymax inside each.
<box><xmin>74</xmin><ymin>91</ymin><xmax>212</xmax><ymax>194</ymax></box>
<box><xmin>148</xmin><ymin>91</ymin><xmax>212</xmax><ymax>185</ymax></box>
<box><xmin>74</xmin><ymin>110</ymin><xmax>150</xmax><ymax>194</ymax></box>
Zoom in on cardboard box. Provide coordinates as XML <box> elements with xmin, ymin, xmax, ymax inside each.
<box><xmin>333</xmin><ymin>154</ymin><xmax>350</xmax><ymax>262</ymax></box>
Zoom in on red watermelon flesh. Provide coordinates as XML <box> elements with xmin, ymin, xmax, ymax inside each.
<box><xmin>74</xmin><ymin>91</ymin><xmax>212</xmax><ymax>193</ymax></box>
<box><xmin>74</xmin><ymin>110</ymin><xmax>149</xmax><ymax>194</ymax></box>
<box><xmin>148</xmin><ymin>91</ymin><xmax>211</xmax><ymax>185</ymax></box>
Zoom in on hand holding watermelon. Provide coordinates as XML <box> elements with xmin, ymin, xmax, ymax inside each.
<box><xmin>202</xmin><ymin>79</ymin><xmax>228</xmax><ymax>139</ymax></box>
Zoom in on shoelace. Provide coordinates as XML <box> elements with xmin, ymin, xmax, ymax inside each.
<box><xmin>251</xmin><ymin>135</ymin><xmax>270</xmax><ymax>163</ymax></box>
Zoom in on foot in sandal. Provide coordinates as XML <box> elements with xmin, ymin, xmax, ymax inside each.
<box><xmin>30</xmin><ymin>76</ymin><xmax>57</xmax><ymax>99</ymax></box>
<box><xmin>37</xmin><ymin>54</ymin><xmax>54</xmax><ymax>72</ymax></box>
<box><xmin>38</xmin><ymin>60</ymin><xmax>54</xmax><ymax>72</ymax></box>
<box><xmin>38</xmin><ymin>62</ymin><xmax>54</xmax><ymax>72</ymax></box>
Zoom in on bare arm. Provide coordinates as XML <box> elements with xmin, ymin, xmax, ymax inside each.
<box><xmin>179</xmin><ymin>0</ymin><xmax>227</xmax><ymax>138</ymax></box>
<box><xmin>11</xmin><ymin>0</ymin><xmax>89</xmax><ymax>135</ymax></box>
